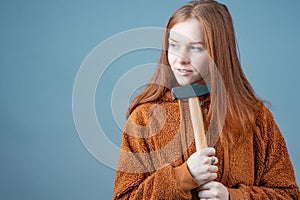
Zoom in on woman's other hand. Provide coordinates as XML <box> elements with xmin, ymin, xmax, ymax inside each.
<box><xmin>198</xmin><ymin>181</ymin><xmax>229</xmax><ymax>200</ymax></box>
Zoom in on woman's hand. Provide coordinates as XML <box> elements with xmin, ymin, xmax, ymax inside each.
<box><xmin>198</xmin><ymin>181</ymin><xmax>229</xmax><ymax>200</ymax></box>
<box><xmin>187</xmin><ymin>147</ymin><xmax>218</xmax><ymax>185</ymax></box>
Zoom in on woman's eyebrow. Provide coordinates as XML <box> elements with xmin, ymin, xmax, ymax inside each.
<box><xmin>168</xmin><ymin>38</ymin><xmax>204</xmax><ymax>45</ymax></box>
<box><xmin>168</xmin><ymin>38</ymin><xmax>178</xmax><ymax>42</ymax></box>
<box><xmin>189</xmin><ymin>41</ymin><xmax>205</xmax><ymax>45</ymax></box>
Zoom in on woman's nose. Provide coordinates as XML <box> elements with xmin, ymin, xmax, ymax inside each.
<box><xmin>177</xmin><ymin>49</ymin><xmax>190</xmax><ymax>64</ymax></box>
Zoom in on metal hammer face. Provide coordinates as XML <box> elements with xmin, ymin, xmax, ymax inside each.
<box><xmin>171</xmin><ymin>84</ymin><xmax>210</xmax><ymax>100</ymax></box>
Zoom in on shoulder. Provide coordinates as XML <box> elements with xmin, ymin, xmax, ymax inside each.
<box><xmin>129</xmin><ymin>103</ymin><xmax>153</xmax><ymax>126</ymax></box>
<box><xmin>254</xmin><ymin>103</ymin><xmax>276</xmax><ymax>129</ymax></box>
<box><xmin>129</xmin><ymin>91</ymin><xmax>179</xmax><ymax>126</ymax></box>
<box><xmin>122</xmin><ymin>94</ymin><xmax>180</xmax><ymax>148</ymax></box>
<box><xmin>253</xmin><ymin>102</ymin><xmax>284</xmax><ymax>143</ymax></box>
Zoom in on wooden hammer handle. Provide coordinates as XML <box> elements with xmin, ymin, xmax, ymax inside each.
<box><xmin>188</xmin><ymin>97</ymin><xmax>208</xmax><ymax>151</ymax></box>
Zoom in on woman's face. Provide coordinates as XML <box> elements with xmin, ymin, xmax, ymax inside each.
<box><xmin>168</xmin><ymin>18</ymin><xmax>210</xmax><ymax>86</ymax></box>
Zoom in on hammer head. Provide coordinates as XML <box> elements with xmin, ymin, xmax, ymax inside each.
<box><xmin>172</xmin><ymin>84</ymin><xmax>210</xmax><ymax>100</ymax></box>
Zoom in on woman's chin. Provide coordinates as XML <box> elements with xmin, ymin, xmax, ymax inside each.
<box><xmin>176</xmin><ymin>79</ymin><xmax>206</xmax><ymax>86</ymax></box>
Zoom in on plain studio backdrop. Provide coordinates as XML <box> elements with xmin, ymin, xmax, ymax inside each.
<box><xmin>1</xmin><ymin>0</ymin><xmax>299</xmax><ymax>199</ymax></box>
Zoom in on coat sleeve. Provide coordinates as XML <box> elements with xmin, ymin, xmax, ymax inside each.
<box><xmin>112</xmin><ymin>105</ymin><xmax>199</xmax><ymax>200</ymax></box>
<box><xmin>112</xmin><ymin>162</ymin><xmax>198</xmax><ymax>200</ymax></box>
<box><xmin>228</xmin><ymin>106</ymin><xmax>300</xmax><ymax>200</ymax></box>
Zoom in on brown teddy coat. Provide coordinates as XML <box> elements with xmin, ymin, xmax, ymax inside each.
<box><xmin>113</xmin><ymin>90</ymin><xmax>300</xmax><ymax>199</ymax></box>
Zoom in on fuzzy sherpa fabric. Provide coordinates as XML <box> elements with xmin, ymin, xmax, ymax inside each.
<box><xmin>113</xmin><ymin>90</ymin><xmax>300</xmax><ymax>199</ymax></box>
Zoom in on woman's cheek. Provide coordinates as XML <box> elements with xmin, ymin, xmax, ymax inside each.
<box><xmin>167</xmin><ymin>53</ymin><xmax>175</xmax><ymax>66</ymax></box>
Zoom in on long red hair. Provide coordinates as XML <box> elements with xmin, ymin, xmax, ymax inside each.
<box><xmin>127</xmin><ymin>0</ymin><xmax>261</xmax><ymax>131</ymax></box>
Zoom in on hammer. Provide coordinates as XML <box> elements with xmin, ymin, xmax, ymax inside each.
<box><xmin>172</xmin><ymin>84</ymin><xmax>210</xmax><ymax>151</ymax></box>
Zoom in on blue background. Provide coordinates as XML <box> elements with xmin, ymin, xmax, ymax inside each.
<box><xmin>1</xmin><ymin>0</ymin><xmax>299</xmax><ymax>199</ymax></box>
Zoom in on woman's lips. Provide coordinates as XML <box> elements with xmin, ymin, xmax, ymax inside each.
<box><xmin>176</xmin><ymin>68</ymin><xmax>193</xmax><ymax>76</ymax></box>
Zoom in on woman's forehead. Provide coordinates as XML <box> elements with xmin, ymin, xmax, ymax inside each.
<box><xmin>169</xmin><ymin>18</ymin><xmax>204</xmax><ymax>43</ymax></box>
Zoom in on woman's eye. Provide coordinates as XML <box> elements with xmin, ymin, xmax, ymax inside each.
<box><xmin>190</xmin><ymin>46</ymin><xmax>203</xmax><ymax>52</ymax></box>
<box><xmin>169</xmin><ymin>42</ymin><xmax>179</xmax><ymax>49</ymax></box>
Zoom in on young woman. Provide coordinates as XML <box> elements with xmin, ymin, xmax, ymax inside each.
<box><xmin>113</xmin><ymin>1</ymin><xmax>300</xmax><ymax>199</ymax></box>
